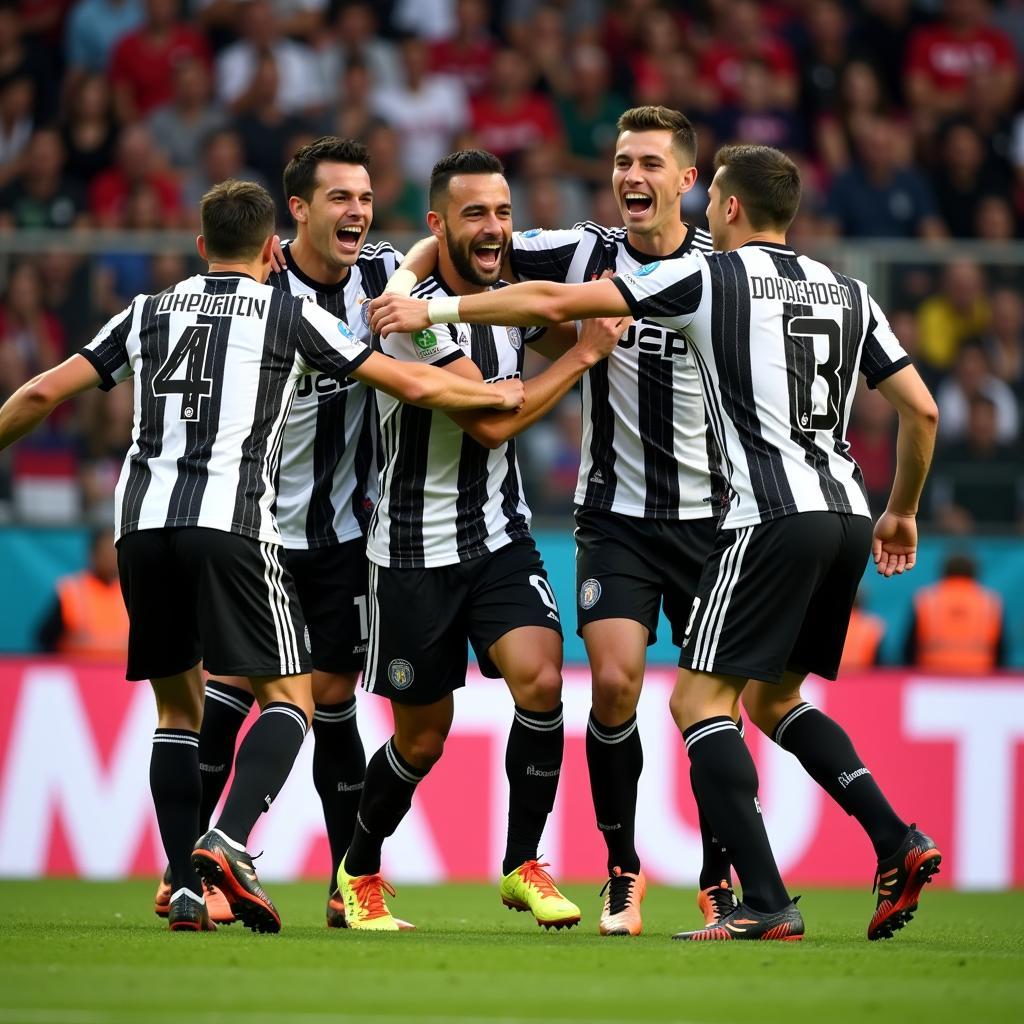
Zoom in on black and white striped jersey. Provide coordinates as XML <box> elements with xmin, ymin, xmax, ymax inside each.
<box><xmin>367</xmin><ymin>273</ymin><xmax>533</xmax><ymax>570</ymax></box>
<box><xmin>79</xmin><ymin>272</ymin><xmax>371</xmax><ymax>544</ymax></box>
<box><xmin>612</xmin><ymin>241</ymin><xmax>911</xmax><ymax>530</ymax></box>
<box><xmin>510</xmin><ymin>220</ymin><xmax>723</xmax><ymax>520</ymax></box>
<box><xmin>271</xmin><ymin>240</ymin><xmax>400</xmax><ymax>549</ymax></box>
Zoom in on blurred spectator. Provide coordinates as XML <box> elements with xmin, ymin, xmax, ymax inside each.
<box><xmin>363</xmin><ymin>120</ymin><xmax>426</xmax><ymax>231</ymax></box>
<box><xmin>182</xmin><ymin>126</ymin><xmax>265</xmax><ymax>214</ymax></box>
<box><xmin>429</xmin><ymin>0</ymin><xmax>495</xmax><ymax>96</ymax></box>
<box><xmin>63</xmin><ymin>0</ymin><xmax>142</xmax><ymax>78</ymax></box>
<box><xmin>265</xmin><ymin>0</ymin><xmax>327</xmax><ymax>41</ymax></box>
<box><xmin>469</xmin><ymin>47</ymin><xmax>562</xmax><ymax>177</ymax></box>
<box><xmin>147</xmin><ymin>57</ymin><xmax>225</xmax><ymax>172</ymax></box>
<box><xmin>510</xmin><ymin>141</ymin><xmax>589</xmax><ymax>228</ymax></box>
<box><xmin>840</xmin><ymin>591</ymin><xmax>885</xmax><ymax>671</ymax></box>
<box><xmin>1</xmin><ymin>0</ymin><xmax>56</xmax><ymax>121</ymax></box>
<box><xmin>323</xmin><ymin>57</ymin><xmax>374</xmax><ymax>142</ymax></box>
<box><xmin>711</xmin><ymin>58</ymin><xmax>805</xmax><ymax>155</ymax></box>
<box><xmin>390</xmin><ymin>0</ymin><xmax>455</xmax><ymax>40</ymax></box>
<box><xmin>936</xmin><ymin>339</ymin><xmax>1019</xmax><ymax>443</ymax></box>
<box><xmin>917</xmin><ymin>260</ymin><xmax>990</xmax><ymax>370</ymax></box>
<box><xmin>851</xmin><ymin>0</ymin><xmax>926</xmax><ymax>107</ymax></box>
<box><xmin>797</xmin><ymin>0</ymin><xmax>850</xmax><ymax>129</ymax></box>
<box><xmin>216</xmin><ymin>0</ymin><xmax>326</xmax><ymax>117</ymax></box>
<box><xmin>89</xmin><ymin>123</ymin><xmax>180</xmax><ymax>227</ymax></box>
<box><xmin>847</xmin><ymin>383</ymin><xmax>897</xmax><ymax>513</ymax></box>
<box><xmin>628</xmin><ymin>6</ymin><xmax>686</xmax><ymax>106</ymax></box>
<box><xmin>697</xmin><ymin>0</ymin><xmax>797</xmax><ymax>110</ymax></box>
<box><xmin>36</xmin><ymin>249</ymin><xmax>92</xmax><ymax>350</ymax></box>
<box><xmin>36</xmin><ymin>527</ymin><xmax>129</xmax><ymax>660</ymax></box>
<box><xmin>77</xmin><ymin>371</ymin><xmax>133</xmax><ymax>513</ymax></box>
<box><xmin>974</xmin><ymin>194</ymin><xmax>1019</xmax><ymax>240</ymax></box>
<box><xmin>0</xmin><ymin>261</ymin><xmax>64</xmax><ymax>400</ymax></box>
<box><xmin>904</xmin><ymin>552</ymin><xmax>1006</xmax><ymax>671</ymax></box>
<box><xmin>905</xmin><ymin>0</ymin><xmax>1018</xmax><ymax>127</ymax></box>
<box><xmin>108</xmin><ymin>0</ymin><xmax>211</xmax><ymax>121</ymax></box>
<box><xmin>60</xmin><ymin>73</ymin><xmax>117</xmax><ymax>182</ymax></box>
<box><xmin>815</xmin><ymin>61</ymin><xmax>891</xmax><ymax>175</ymax></box>
<box><xmin>982</xmin><ymin>288</ymin><xmax>1024</xmax><ymax>398</ymax></box>
<box><xmin>0</xmin><ymin>128</ymin><xmax>88</xmax><ymax>229</ymax></box>
<box><xmin>518</xmin><ymin>2</ymin><xmax>572</xmax><ymax>98</ymax></box>
<box><xmin>930</xmin><ymin>395</ymin><xmax>1024</xmax><ymax>531</ymax></box>
<box><xmin>0</xmin><ymin>75</ymin><xmax>33</xmax><ymax>187</ymax></box>
<box><xmin>823</xmin><ymin>115</ymin><xmax>946</xmax><ymax>239</ymax></box>
<box><xmin>317</xmin><ymin>1</ymin><xmax>401</xmax><ymax>100</ymax></box>
<box><xmin>931</xmin><ymin>119</ymin><xmax>1011</xmax><ymax>238</ymax></box>
<box><xmin>373</xmin><ymin>34</ymin><xmax>468</xmax><ymax>184</ymax></box>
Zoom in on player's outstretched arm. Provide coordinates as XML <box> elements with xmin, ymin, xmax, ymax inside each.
<box><xmin>351</xmin><ymin>351</ymin><xmax>524</xmax><ymax>412</ymax></box>
<box><xmin>0</xmin><ymin>355</ymin><xmax>102</xmax><ymax>451</ymax></box>
<box><xmin>872</xmin><ymin>365</ymin><xmax>939</xmax><ymax>577</ymax></box>
<box><xmin>450</xmin><ymin>314</ymin><xmax>631</xmax><ymax>449</ymax></box>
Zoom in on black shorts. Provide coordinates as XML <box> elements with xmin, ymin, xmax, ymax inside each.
<box><xmin>363</xmin><ymin>539</ymin><xmax>562</xmax><ymax>705</ymax></box>
<box><xmin>678</xmin><ymin>512</ymin><xmax>873</xmax><ymax>683</ymax></box>
<box><xmin>285</xmin><ymin>539</ymin><xmax>369</xmax><ymax>675</ymax></box>
<box><xmin>574</xmin><ymin>508</ymin><xmax>719</xmax><ymax>646</ymax></box>
<box><xmin>117</xmin><ymin>527</ymin><xmax>311</xmax><ymax>681</ymax></box>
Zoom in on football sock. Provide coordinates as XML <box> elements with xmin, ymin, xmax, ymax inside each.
<box><xmin>503</xmin><ymin>704</ymin><xmax>564</xmax><ymax>875</ymax></box>
<box><xmin>684</xmin><ymin>716</ymin><xmax>790</xmax><ymax>914</ymax></box>
<box><xmin>311</xmin><ymin>697</ymin><xmax>366</xmax><ymax>893</ymax></box>
<box><xmin>151</xmin><ymin>728</ymin><xmax>203</xmax><ymax>895</ymax></box>
<box><xmin>197</xmin><ymin>680</ymin><xmax>254</xmax><ymax>830</ymax></box>
<box><xmin>586</xmin><ymin>711</ymin><xmax>643</xmax><ymax>875</ymax></box>
<box><xmin>696</xmin><ymin>716</ymin><xmax>741</xmax><ymax>889</ymax></box>
<box><xmin>214</xmin><ymin>702</ymin><xmax>308</xmax><ymax>845</ymax></box>
<box><xmin>345</xmin><ymin>737</ymin><xmax>427</xmax><ymax>877</ymax></box>
<box><xmin>772</xmin><ymin>702</ymin><xmax>908</xmax><ymax>858</ymax></box>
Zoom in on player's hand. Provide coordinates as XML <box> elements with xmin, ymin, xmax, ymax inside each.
<box><xmin>269</xmin><ymin>235</ymin><xmax>287</xmax><ymax>274</ymax></box>
<box><xmin>576</xmin><ymin>313</ymin><xmax>632</xmax><ymax>363</ymax></box>
<box><xmin>492</xmin><ymin>378</ymin><xmax>525</xmax><ymax>410</ymax></box>
<box><xmin>369</xmin><ymin>294</ymin><xmax>432</xmax><ymax>337</ymax></box>
<box><xmin>872</xmin><ymin>510</ymin><xmax>918</xmax><ymax>577</ymax></box>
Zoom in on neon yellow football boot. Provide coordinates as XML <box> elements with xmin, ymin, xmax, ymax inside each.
<box><xmin>335</xmin><ymin>856</ymin><xmax>404</xmax><ymax>931</ymax></box>
<box><xmin>500</xmin><ymin>859</ymin><xmax>580</xmax><ymax>930</ymax></box>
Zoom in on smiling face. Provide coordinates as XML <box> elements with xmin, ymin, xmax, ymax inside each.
<box><xmin>432</xmin><ymin>172</ymin><xmax>512</xmax><ymax>287</ymax></box>
<box><xmin>293</xmin><ymin>161</ymin><xmax>373</xmax><ymax>273</ymax></box>
<box><xmin>612</xmin><ymin>129</ymin><xmax>695</xmax><ymax>238</ymax></box>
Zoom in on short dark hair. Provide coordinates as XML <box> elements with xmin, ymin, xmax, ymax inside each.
<box><xmin>616</xmin><ymin>105</ymin><xmax>697</xmax><ymax>164</ymax></box>
<box><xmin>428</xmin><ymin>149</ymin><xmax>504</xmax><ymax>210</ymax></box>
<box><xmin>713</xmin><ymin>144</ymin><xmax>801</xmax><ymax>231</ymax></box>
<box><xmin>283</xmin><ymin>136</ymin><xmax>370</xmax><ymax>204</ymax></box>
<box><xmin>943</xmin><ymin>552</ymin><xmax>977</xmax><ymax>580</ymax></box>
<box><xmin>200</xmin><ymin>179</ymin><xmax>276</xmax><ymax>261</ymax></box>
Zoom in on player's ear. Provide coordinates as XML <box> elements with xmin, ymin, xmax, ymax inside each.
<box><xmin>196</xmin><ymin>235</ymin><xmax>208</xmax><ymax>261</ymax></box>
<box><xmin>426</xmin><ymin>210</ymin><xmax>445</xmax><ymax>242</ymax></box>
<box><xmin>678</xmin><ymin>164</ymin><xmax>697</xmax><ymax>197</ymax></box>
<box><xmin>288</xmin><ymin>195</ymin><xmax>308</xmax><ymax>224</ymax></box>
<box><xmin>259</xmin><ymin>235</ymin><xmax>275</xmax><ymax>265</ymax></box>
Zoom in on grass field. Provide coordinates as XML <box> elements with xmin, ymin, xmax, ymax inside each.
<box><xmin>1</xmin><ymin>881</ymin><xmax>1022</xmax><ymax>1024</ymax></box>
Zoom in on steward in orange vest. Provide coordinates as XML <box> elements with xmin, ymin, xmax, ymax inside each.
<box><xmin>904</xmin><ymin>553</ymin><xmax>1005</xmax><ymax>673</ymax></box>
<box><xmin>37</xmin><ymin>528</ymin><xmax>129</xmax><ymax>661</ymax></box>
<box><xmin>841</xmin><ymin>604</ymin><xmax>885</xmax><ymax>671</ymax></box>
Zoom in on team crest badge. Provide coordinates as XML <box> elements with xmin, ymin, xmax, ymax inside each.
<box><xmin>388</xmin><ymin>658</ymin><xmax>415</xmax><ymax>689</ymax></box>
<box><xmin>579</xmin><ymin>578</ymin><xmax>602</xmax><ymax>610</ymax></box>
<box><xmin>358</xmin><ymin>296</ymin><xmax>371</xmax><ymax>327</ymax></box>
<box><xmin>413</xmin><ymin>329</ymin><xmax>439</xmax><ymax>358</ymax></box>
<box><xmin>508</xmin><ymin>326</ymin><xmax>522</xmax><ymax>350</ymax></box>
<box><xmin>522</xmin><ymin>228</ymin><xmax>542</xmax><ymax>237</ymax></box>
<box><xmin>338</xmin><ymin>321</ymin><xmax>356</xmax><ymax>340</ymax></box>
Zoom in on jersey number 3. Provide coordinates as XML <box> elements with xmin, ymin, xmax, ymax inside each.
<box><xmin>153</xmin><ymin>324</ymin><xmax>214</xmax><ymax>422</ymax></box>
<box><xmin>788</xmin><ymin>317</ymin><xmax>841</xmax><ymax>432</ymax></box>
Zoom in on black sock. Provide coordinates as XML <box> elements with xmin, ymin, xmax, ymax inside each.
<box><xmin>684</xmin><ymin>716</ymin><xmax>789</xmax><ymax>913</ymax></box>
<box><xmin>773</xmin><ymin>703</ymin><xmax>908</xmax><ymax>858</ymax></box>
<box><xmin>586</xmin><ymin>711</ymin><xmax>642</xmax><ymax>875</ymax></box>
<box><xmin>312</xmin><ymin>697</ymin><xmax>366</xmax><ymax>892</ymax></box>
<box><xmin>503</xmin><ymin>704</ymin><xmax>564</xmax><ymax>875</ymax></box>
<box><xmin>345</xmin><ymin>737</ymin><xmax>427</xmax><ymax>877</ymax></box>
<box><xmin>151</xmin><ymin>728</ymin><xmax>202</xmax><ymax>895</ymax></box>
<box><xmin>198</xmin><ymin>680</ymin><xmax>255</xmax><ymax>831</ymax></box>
<box><xmin>695</xmin><ymin>716</ymin><xmax>742</xmax><ymax>889</ymax></box>
<box><xmin>214</xmin><ymin>702</ymin><xmax>308</xmax><ymax>845</ymax></box>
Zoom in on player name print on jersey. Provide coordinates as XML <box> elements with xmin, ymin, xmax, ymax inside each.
<box><xmin>509</xmin><ymin>221</ymin><xmax>723</xmax><ymax>520</ymax></box>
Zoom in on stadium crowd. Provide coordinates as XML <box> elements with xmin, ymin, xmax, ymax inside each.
<box><xmin>0</xmin><ymin>0</ymin><xmax>1022</xmax><ymax>524</ymax></box>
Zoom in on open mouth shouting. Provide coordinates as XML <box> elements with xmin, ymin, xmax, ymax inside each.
<box><xmin>473</xmin><ymin>238</ymin><xmax>505</xmax><ymax>274</ymax></box>
<box><xmin>335</xmin><ymin>223</ymin><xmax>365</xmax><ymax>255</ymax></box>
<box><xmin>623</xmin><ymin>191</ymin><xmax>654</xmax><ymax>218</ymax></box>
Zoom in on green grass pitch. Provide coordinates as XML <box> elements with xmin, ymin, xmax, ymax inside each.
<box><xmin>1</xmin><ymin>880</ymin><xmax>1022</xmax><ymax>1024</ymax></box>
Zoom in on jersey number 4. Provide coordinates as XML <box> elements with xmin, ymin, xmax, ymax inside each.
<box><xmin>153</xmin><ymin>324</ymin><xmax>214</xmax><ymax>422</ymax></box>
<box><xmin>788</xmin><ymin>317</ymin><xmax>841</xmax><ymax>432</ymax></box>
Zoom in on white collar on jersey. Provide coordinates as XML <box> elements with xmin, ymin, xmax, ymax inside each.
<box><xmin>739</xmin><ymin>241</ymin><xmax>797</xmax><ymax>257</ymax></box>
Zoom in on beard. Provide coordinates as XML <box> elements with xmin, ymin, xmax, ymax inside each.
<box><xmin>447</xmin><ymin>233</ymin><xmax>507</xmax><ymax>287</ymax></box>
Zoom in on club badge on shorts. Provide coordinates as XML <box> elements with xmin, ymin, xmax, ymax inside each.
<box><xmin>579</xmin><ymin>578</ymin><xmax>602</xmax><ymax>610</ymax></box>
<box><xmin>388</xmin><ymin>658</ymin><xmax>415</xmax><ymax>689</ymax></box>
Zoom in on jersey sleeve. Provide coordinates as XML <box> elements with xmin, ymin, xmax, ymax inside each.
<box><xmin>377</xmin><ymin>323</ymin><xmax>464</xmax><ymax>368</ymax></box>
<box><xmin>509</xmin><ymin>227</ymin><xmax>590</xmax><ymax>283</ymax></box>
<box><xmin>610</xmin><ymin>254</ymin><xmax>705</xmax><ymax>329</ymax></box>
<box><xmin>860</xmin><ymin>295</ymin><xmax>912</xmax><ymax>389</ymax></box>
<box><xmin>296</xmin><ymin>299</ymin><xmax>373</xmax><ymax>379</ymax></box>
<box><xmin>78</xmin><ymin>302</ymin><xmax>136</xmax><ymax>392</ymax></box>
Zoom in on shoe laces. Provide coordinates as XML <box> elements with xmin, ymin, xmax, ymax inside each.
<box><xmin>599</xmin><ymin>868</ymin><xmax>636</xmax><ymax>916</ymax></box>
<box><xmin>706</xmin><ymin>881</ymin><xmax>736</xmax><ymax>922</ymax></box>
<box><xmin>351</xmin><ymin>873</ymin><xmax>396</xmax><ymax>920</ymax></box>
<box><xmin>517</xmin><ymin>860</ymin><xmax>561</xmax><ymax>900</ymax></box>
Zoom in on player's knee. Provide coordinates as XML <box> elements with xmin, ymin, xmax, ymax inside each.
<box><xmin>312</xmin><ymin>671</ymin><xmax>358</xmax><ymax>706</ymax></box>
<box><xmin>155</xmin><ymin>691</ymin><xmax>203</xmax><ymax>731</ymax></box>
<box><xmin>591</xmin><ymin>663</ymin><xmax>642</xmax><ymax>723</ymax></box>
<box><xmin>400</xmin><ymin>732</ymin><xmax>446</xmax><ymax>772</ymax></box>
<box><xmin>511</xmin><ymin>661</ymin><xmax>563</xmax><ymax>712</ymax></box>
<box><xmin>741</xmin><ymin>688</ymin><xmax>788</xmax><ymax>736</ymax></box>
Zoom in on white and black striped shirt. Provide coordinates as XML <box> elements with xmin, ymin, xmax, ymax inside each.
<box><xmin>367</xmin><ymin>273</ymin><xmax>533</xmax><ymax>569</ymax></box>
<box><xmin>80</xmin><ymin>272</ymin><xmax>371</xmax><ymax>543</ymax></box>
<box><xmin>271</xmin><ymin>241</ymin><xmax>401</xmax><ymax>549</ymax></box>
<box><xmin>613</xmin><ymin>242</ymin><xmax>911</xmax><ymax>529</ymax></box>
<box><xmin>510</xmin><ymin>221</ymin><xmax>722</xmax><ymax>519</ymax></box>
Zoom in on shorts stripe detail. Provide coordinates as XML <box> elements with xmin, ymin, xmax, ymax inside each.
<box><xmin>699</xmin><ymin>526</ymin><xmax>753</xmax><ymax>672</ymax></box>
<box><xmin>692</xmin><ymin>527</ymin><xmax>752</xmax><ymax>673</ymax></box>
<box><xmin>364</xmin><ymin>562</ymin><xmax>381</xmax><ymax>693</ymax></box>
<box><xmin>261</xmin><ymin>704</ymin><xmax>308</xmax><ymax>738</ymax></box>
<box><xmin>384</xmin><ymin>739</ymin><xmax>423</xmax><ymax>785</ymax></box>
<box><xmin>514</xmin><ymin>709</ymin><xmax>564</xmax><ymax>732</ymax></box>
<box><xmin>684</xmin><ymin>719</ymin><xmax>738</xmax><ymax>752</ymax></box>
<box><xmin>587</xmin><ymin>718</ymin><xmax>638</xmax><ymax>745</ymax></box>
<box><xmin>773</xmin><ymin>702</ymin><xmax>815</xmax><ymax>746</ymax></box>
<box><xmin>152</xmin><ymin>734</ymin><xmax>199</xmax><ymax>747</ymax></box>
<box><xmin>205</xmin><ymin>687</ymin><xmax>253</xmax><ymax>717</ymax></box>
<box><xmin>260</xmin><ymin>541</ymin><xmax>292</xmax><ymax>675</ymax></box>
<box><xmin>267</xmin><ymin>543</ymin><xmax>302</xmax><ymax>674</ymax></box>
